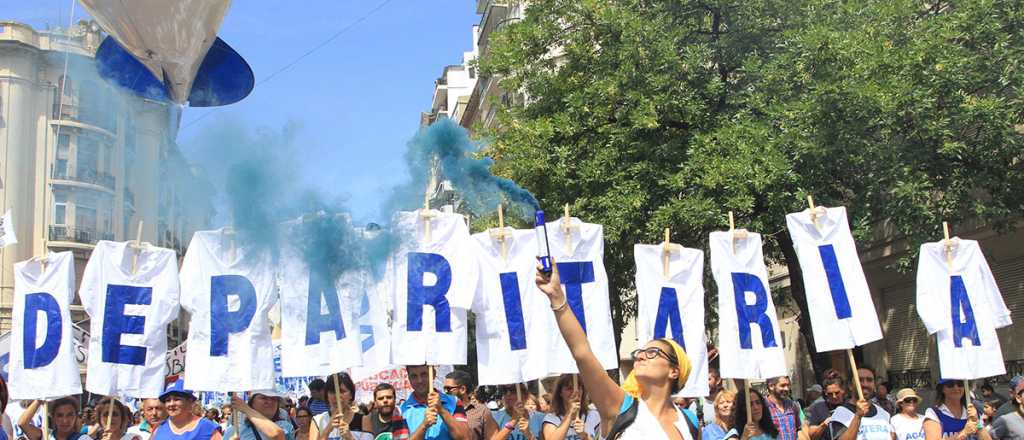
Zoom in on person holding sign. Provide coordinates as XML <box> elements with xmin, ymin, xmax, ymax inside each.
<box><xmin>541</xmin><ymin>374</ymin><xmax>600</xmax><ymax>440</ymax></box>
<box><xmin>734</xmin><ymin>389</ymin><xmax>780</xmax><ymax>440</ymax></box>
<box><xmin>94</xmin><ymin>398</ymin><xmax>140</xmax><ymax>440</ymax></box>
<box><xmin>923</xmin><ymin>380</ymin><xmax>991</xmax><ymax>440</ymax></box>
<box><xmin>223</xmin><ymin>391</ymin><xmax>293</xmax><ymax>440</ymax></box>
<box><xmin>535</xmin><ymin>260</ymin><xmax>697</xmax><ymax>440</ymax></box>
<box><xmin>151</xmin><ymin>379</ymin><xmax>222</xmax><ymax>440</ymax></box>
<box><xmin>825</xmin><ymin>367</ymin><xmax>894</xmax><ymax>440</ymax></box>
<box><xmin>491</xmin><ymin>384</ymin><xmax>544</xmax><ymax>440</ymax></box>
<box><xmin>399</xmin><ymin>366</ymin><xmax>468</xmax><ymax>440</ymax></box>
<box><xmin>18</xmin><ymin>399</ymin><xmax>91</xmax><ymax>440</ymax></box>
<box><xmin>310</xmin><ymin>374</ymin><xmax>360</xmax><ymax>440</ymax></box>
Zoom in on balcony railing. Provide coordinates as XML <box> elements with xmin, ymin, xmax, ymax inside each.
<box><xmin>51</xmin><ymin>166</ymin><xmax>116</xmax><ymax>191</ymax></box>
<box><xmin>48</xmin><ymin>225</ymin><xmax>114</xmax><ymax>245</ymax></box>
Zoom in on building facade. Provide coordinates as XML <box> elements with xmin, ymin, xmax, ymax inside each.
<box><xmin>0</xmin><ymin>20</ymin><xmax>213</xmax><ymax>345</ymax></box>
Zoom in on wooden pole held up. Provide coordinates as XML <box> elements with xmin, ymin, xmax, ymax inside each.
<box><xmin>847</xmin><ymin>349</ymin><xmax>865</xmax><ymax>401</ymax></box>
<box><xmin>489</xmin><ymin>204</ymin><xmax>512</xmax><ymax>262</ymax></box>
<box><xmin>807</xmin><ymin>195</ymin><xmax>822</xmax><ymax>232</ymax></box>
<box><xmin>130</xmin><ymin>221</ymin><xmax>144</xmax><ymax>275</ymax></box>
<box><xmin>662</xmin><ymin>228</ymin><xmax>671</xmax><ymax>277</ymax></box>
<box><xmin>105</xmin><ymin>396</ymin><xmax>116</xmax><ymax>434</ymax></box>
<box><xmin>561</xmin><ymin>204</ymin><xmax>579</xmax><ymax>254</ymax></box>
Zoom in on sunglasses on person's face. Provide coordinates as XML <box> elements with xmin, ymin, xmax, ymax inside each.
<box><xmin>630</xmin><ymin>347</ymin><xmax>678</xmax><ymax>365</ymax></box>
<box><xmin>443</xmin><ymin>386</ymin><xmax>461</xmax><ymax>394</ymax></box>
<box><xmin>943</xmin><ymin>382</ymin><xmax>965</xmax><ymax>388</ymax></box>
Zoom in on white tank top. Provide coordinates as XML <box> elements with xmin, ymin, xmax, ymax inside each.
<box><xmin>607</xmin><ymin>396</ymin><xmax>696</xmax><ymax>440</ymax></box>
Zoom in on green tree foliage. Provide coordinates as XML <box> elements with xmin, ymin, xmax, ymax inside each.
<box><xmin>479</xmin><ymin>0</ymin><xmax>1024</xmax><ymax>372</ymax></box>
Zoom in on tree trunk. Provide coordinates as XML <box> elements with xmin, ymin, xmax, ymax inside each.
<box><xmin>777</xmin><ymin>233</ymin><xmax>831</xmax><ymax>378</ymax></box>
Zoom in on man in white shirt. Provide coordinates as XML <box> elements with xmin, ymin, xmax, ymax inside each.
<box><xmin>828</xmin><ymin>366</ymin><xmax>894</xmax><ymax>440</ymax></box>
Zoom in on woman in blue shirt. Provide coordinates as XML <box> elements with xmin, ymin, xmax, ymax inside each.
<box><xmin>223</xmin><ymin>391</ymin><xmax>293</xmax><ymax>440</ymax></box>
<box><xmin>703</xmin><ymin>391</ymin><xmax>739</xmax><ymax>440</ymax></box>
<box><xmin>151</xmin><ymin>379</ymin><xmax>223</xmax><ymax>440</ymax></box>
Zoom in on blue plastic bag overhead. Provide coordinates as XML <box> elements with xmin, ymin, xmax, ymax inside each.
<box><xmin>79</xmin><ymin>0</ymin><xmax>254</xmax><ymax>107</ymax></box>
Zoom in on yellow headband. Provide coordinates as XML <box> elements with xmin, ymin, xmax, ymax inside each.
<box><xmin>621</xmin><ymin>339</ymin><xmax>691</xmax><ymax>398</ymax></box>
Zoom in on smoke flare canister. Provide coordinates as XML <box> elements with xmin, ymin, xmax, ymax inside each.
<box><xmin>535</xmin><ymin>210</ymin><xmax>553</xmax><ymax>274</ymax></box>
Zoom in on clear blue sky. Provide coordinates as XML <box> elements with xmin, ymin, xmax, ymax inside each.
<box><xmin>7</xmin><ymin>0</ymin><xmax>481</xmax><ymax>222</ymax></box>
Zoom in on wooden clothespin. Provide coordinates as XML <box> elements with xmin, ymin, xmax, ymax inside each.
<box><xmin>661</xmin><ymin>228</ymin><xmax>682</xmax><ymax>278</ymax></box>
<box><xmin>561</xmin><ymin>204</ymin><xmax>580</xmax><ymax>254</ymax></box>
<box><xmin>728</xmin><ymin>211</ymin><xmax>748</xmax><ymax>256</ymax></box>
<box><xmin>943</xmin><ymin>221</ymin><xmax>956</xmax><ymax>271</ymax></box>
<box><xmin>807</xmin><ymin>195</ymin><xmax>823</xmax><ymax>232</ymax></box>
<box><xmin>130</xmin><ymin>221</ymin><xmax>144</xmax><ymax>275</ymax></box>
<box><xmin>489</xmin><ymin>204</ymin><xmax>513</xmax><ymax>262</ymax></box>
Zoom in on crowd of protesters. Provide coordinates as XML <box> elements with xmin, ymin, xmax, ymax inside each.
<box><xmin>2</xmin><ymin>265</ymin><xmax>1022</xmax><ymax>440</ymax></box>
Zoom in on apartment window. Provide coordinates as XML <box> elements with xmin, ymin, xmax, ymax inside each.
<box><xmin>76</xmin><ymin>203</ymin><xmax>97</xmax><ymax>232</ymax></box>
<box><xmin>77</xmin><ymin>137</ymin><xmax>99</xmax><ymax>176</ymax></box>
<box><xmin>53</xmin><ymin>192</ymin><xmax>67</xmax><ymax>225</ymax></box>
<box><xmin>55</xmin><ymin>134</ymin><xmax>71</xmax><ymax>175</ymax></box>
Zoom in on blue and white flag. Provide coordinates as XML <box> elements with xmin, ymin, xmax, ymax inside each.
<box><xmin>278</xmin><ymin>251</ymin><xmax>363</xmax><ymax>377</ymax></box>
<box><xmin>180</xmin><ymin>229</ymin><xmax>276</xmax><ymax>392</ymax></box>
<box><xmin>786</xmin><ymin>206</ymin><xmax>882</xmax><ymax>351</ymax></box>
<box><xmin>470</xmin><ymin>228</ymin><xmax>552</xmax><ymax>385</ymax></box>
<box><xmin>634</xmin><ymin>244</ymin><xmax>708</xmax><ymax>397</ymax></box>
<box><xmin>387</xmin><ymin>211</ymin><xmax>478</xmax><ymax>366</ymax></box>
<box><xmin>709</xmin><ymin>231</ymin><xmax>787</xmax><ymax>380</ymax></box>
<box><xmin>9</xmin><ymin>251</ymin><xmax>82</xmax><ymax>400</ymax></box>
<box><xmin>917</xmin><ymin>239</ymin><xmax>1012</xmax><ymax>380</ymax></box>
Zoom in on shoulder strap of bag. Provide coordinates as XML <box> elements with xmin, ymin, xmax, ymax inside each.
<box><xmin>606</xmin><ymin>398</ymin><xmax>640</xmax><ymax>440</ymax></box>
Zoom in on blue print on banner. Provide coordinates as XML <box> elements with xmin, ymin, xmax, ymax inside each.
<box><xmin>406</xmin><ymin>252</ymin><xmax>453</xmax><ymax>333</ymax></box>
<box><xmin>359</xmin><ymin>292</ymin><xmax>374</xmax><ymax>352</ymax></box>
<box><xmin>730</xmin><ymin>272</ymin><xmax>778</xmax><ymax>349</ymax></box>
<box><xmin>653</xmin><ymin>287</ymin><xmax>686</xmax><ymax>350</ymax></box>
<box><xmin>103</xmin><ymin>284</ymin><xmax>152</xmax><ymax>365</ymax></box>
<box><xmin>556</xmin><ymin>261</ymin><xmax>595</xmax><ymax>334</ymax></box>
<box><xmin>305</xmin><ymin>267</ymin><xmax>346</xmax><ymax>345</ymax></box>
<box><xmin>499</xmin><ymin>273</ymin><xmax>527</xmax><ymax>351</ymax></box>
<box><xmin>23</xmin><ymin>292</ymin><xmax>62</xmax><ymax>368</ymax></box>
<box><xmin>817</xmin><ymin>245</ymin><xmax>852</xmax><ymax>319</ymax></box>
<box><xmin>210</xmin><ymin>275</ymin><xmax>257</xmax><ymax>356</ymax></box>
<box><xmin>950</xmin><ymin>275</ymin><xmax>980</xmax><ymax>347</ymax></box>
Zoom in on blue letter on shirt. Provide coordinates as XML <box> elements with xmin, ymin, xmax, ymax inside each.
<box><xmin>818</xmin><ymin>245</ymin><xmax>852</xmax><ymax>319</ymax></box>
<box><xmin>23</xmin><ymin>292</ymin><xmax>62</xmax><ymax>368</ymax></box>
<box><xmin>499</xmin><ymin>273</ymin><xmax>527</xmax><ymax>351</ymax></box>
<box><xmin>950</xmin><ymin>276</ymin><xmax>980</xmax><ymax>347</ymax></box>
<box><xmin>731</xmin><ymin>272</ymin><xmax>777</xmax><ymax>349</ymax></box>
<box><xmin>653</xmin><ymin>287</ymin><xmax>686</xmax><ymax>350</ymax></box>
<box><xmin>210</xmin><ymin>275</ymin><xmax>257</xmax><ymax>356</ymax></box>
<box><xmin>556</xmin><ymin>261</ymin><xmax>595</xmax><ymax>333</ymax></box>
<box><xmin>103</xmin><ymin>284</ymin><xmax>152</xmax><ymax>365</ymax></box>
<box><xmin>306</xmin><ymin>268</ymin><xmax>346</xmax><ymax>345</ymax></box>
<box><xmin>406</xmin><ymin>252</ymin><xmax>452</xmax><ymax>333</ymax></box>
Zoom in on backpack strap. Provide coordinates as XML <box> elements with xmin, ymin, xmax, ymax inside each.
<box><xmin>606</xmin><ymin>398</ymin><xmax>640</xmax><ymax>440</ymax></box>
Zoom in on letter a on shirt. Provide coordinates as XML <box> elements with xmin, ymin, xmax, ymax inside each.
<box><xmin>634</xmin><ymin>244</ymin><xmax>709</xmax><ymax>397</ymax></box>
<box><xmin>387</xmin><ymin>210</ymin><xmax>478</xmax><ymax>366</ymax></box>
<box><xmin>471</xmin><ymin>228</ymin><xmax>552</xmax><ymax>385</ymax></box>
<box><xmin>785</xmin><ymin>206</ymin><xmax>882</xmax><ymax>352</ymax></box>
<box><xmin>80</xmin><ymin>241</ymin><xmax>180</xmax><ymax>398</ymax></box>
<box><xmin>709</xmin><ymin>231</ymin><xmax>786</xmax><ymax>380</ymax></box>
<box><xmin>278</xmin><ymin>246</ymin><xmax>363</xmax><ymax>377</ymax></box>
<box><xmin>180</xmin><ymin>229</ymin><xmax>277</xmax><ymax>391</ymax></box>
<box><xmin>916</xmin><ymin>239</ymin><xmax>1011</xmax><ymax>379</ymax></box>
<box><xmin>9</xmin><ymin>251</ymin><xmax>82</xmax><ymax>400</ymax></box>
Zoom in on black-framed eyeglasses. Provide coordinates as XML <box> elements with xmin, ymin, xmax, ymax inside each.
<box><xmin>630</xmin><ymin>347</ymin><xmax>678</xmax><ymax>365</ymax></box>
<box><xmin>443</xmin><ymin>385</ymin><xmax>461</xmax><ymax>394</ymax></box>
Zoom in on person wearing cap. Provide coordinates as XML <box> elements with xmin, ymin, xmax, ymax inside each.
<box><xmin>18</xmin><ymin>398</ymin><xmax>91</xmax><ymax>440</ymax></box>
<box><xmin>223</xmin><ymin>390</ymin><xmax>293</xmax><ymax>440</ymax></box>
<box><xmin>997</xmin><ymin>378</ymin><xmax>1024</xmax><ymax>419</ymax></box>
<box><xmin>988</xmin><ymin>380</ymin><xmax>1024</xmax><ymax>440</ymax></box>
<box><xmin>127</xmin><ymin>399</ymin><xmax>168</xmax><ymax>440</ymax></box>
<box><xmin>151</xmin><ymin>379</ymin><xmax>222</xmax><ymax>440</ymax></box>
<box><xmin>535</xmin><ymin>261</ymin><xmax>698</xmax><ymax>439</ymax></box>
<box><xmin>923</xmin><ymin>379</ymin><xmax>991</xmax><ymax>440</ymax></box>
<box><xmin>807</xmin><ymin>386</ymin><xmax>824</xmax><ymax>406</ymax></box>
<box><xmin>890</xmin><ymin>389</ymin><xmax>924</xmax><ymax>440</ymax></box>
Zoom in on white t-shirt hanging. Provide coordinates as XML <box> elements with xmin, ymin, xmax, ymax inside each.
<box><xmin>387</xmin><ymin>210</ymin><xmax>478</xmax><ymax>366</ymax></box>
<box><xmin>180</xmin><ymin>229</ymin><xmax>277</xmax><ymax>391</ymax></box>
<box><xmin>709</xmin><ymin>231</ymin><xmax>787</xmax><ymax>380</ymax></box>
<box><xmin>9</xmin><ymin>252</ymin><xmax>82</xmax><ymax>400</ymax></box>
<box><xmin>785</xmin><ymin>206</ymin><xmax>882</xmax><ymax>352</ymax></box>
<box><xmin>278</xmin><ymin>247</ymin><xmax>363</xmax><ymax>377</ymax></box>
<box><xmin>831</xmin><ymin>404</ymin><xmax>894</xmax><ymax>440</ymax></box>
<box><xmin>544</xmin><ymin>217</ymin><xmax>618</xmax><ymax>373</ymax></box>
<box><xmin>634</xmin><ymin>244</ymin><xmax>709</xmax><ymax>397</ymax></box>
<box><xmin>471</xmin><ymin>228</ymin><xmax>552</xmax><ymax>385</ymax></box>
<box><xmin>916</xmin><ymin>239</ymin><xmax>1012</xmax><ymax>379</ymax></box>
<box><xmin>80</xmin><ymin>241</ymin><xmax>180</xmax><ymax>398</ymax></box>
